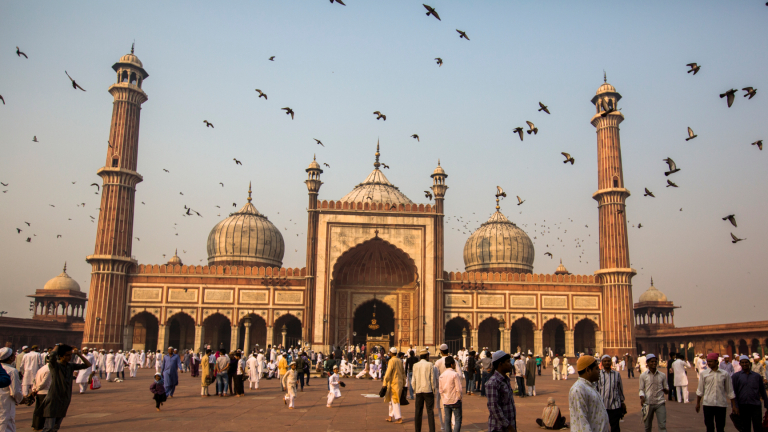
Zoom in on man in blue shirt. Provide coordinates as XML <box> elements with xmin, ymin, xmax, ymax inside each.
<box><xmin>732</xmin><ymin>355</ymin><xmax>768</xmax><ymax>432</ymax></box>
<box><xmin>161</xmin><ymin>346</ymin><xmax>181</xmax><ymax>397</ymax></box>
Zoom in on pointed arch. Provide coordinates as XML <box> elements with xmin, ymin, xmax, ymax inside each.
<box><xmin>332</xmin><ymin>237</ymin><xmax>417</xmax><ymax>288</ymax></box>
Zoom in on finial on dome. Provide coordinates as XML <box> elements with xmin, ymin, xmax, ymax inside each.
<box><xmin>374</xmin><ymin>140</ymin><xmax>381</xmax><ymax>170</ymax></box>
<box><xmin>131</xmin><ymin>41</ymin><xmax>135</xmax><ymax>55</ymax></box>
<box><xmin>247</xmin><ymin>182</ymin><xmax>252</xmax><ymax>203</ymax></box>
<box><xmin>438</xmin><ymin>159</ymin><xmax>441</xmax><ymax>166</ymax></box>
<box><xmin>63</xmin><ymin>262</ymin><xmax>67</xmax><ymax>273</ymax></box>
<box><xmin>313</xmin><ymin>154</ymin><xmax>316</xmax><ymax>161</ymax></box>
<box><xmin>495</xmin><ymin>197</ymin><xmax>500</xmax><ymax>211</ymax></box>
<box><xmin>650</xmin><ymin>276</ymin><xmax>654</xmax><ymax>286</ymax></box>
<box><xmin>604</xmin><ymin>70</ymin><xmax>607</xmax><ymax>83</ymax></box>
<box><xmin>174</xmin><ymin>248</ymin><xmax>178</xmax><ymax>256</ymax></box>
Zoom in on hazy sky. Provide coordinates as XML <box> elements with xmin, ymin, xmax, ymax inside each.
<box><xmin>2</xmin><ymin>1</ymin><xmax>766</xmax><ymax>326</ymax></box>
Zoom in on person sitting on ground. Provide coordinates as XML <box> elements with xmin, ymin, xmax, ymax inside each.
<box><xmin>536</xmin><ymin>397</ymin><xmax>569</xmax><ymax>430</ymax></box>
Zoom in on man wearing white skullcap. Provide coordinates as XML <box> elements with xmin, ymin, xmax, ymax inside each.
<box><xmin>382</xmin><ymin>346</ymin><xmax>405</xmax><ymax>423</ymax></box>
<box><xmin>639</xmin><ymin>354</ymin><xmax>669</xmax><ymax>432</ymax></box>
<box><xmin>0</xmin><ymin>347</ymin><xmax>23</xmax><ymax>431</ymax></box>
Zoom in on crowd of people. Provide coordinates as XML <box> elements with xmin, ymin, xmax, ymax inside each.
<box><xmin>2</xmin><ymin>341</ymin><xmax>768</xmax><ymax>432</ymax></box>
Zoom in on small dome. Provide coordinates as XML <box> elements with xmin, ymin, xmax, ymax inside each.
<box><xmin>595</xmin><ymin>82</ymin><xmax>616</xmax><ymax>95</ymax></box>
<box><xmin>638</xmin><ymin>278</ymin><xmax>668</xmax><ymax>302</ymax></box>
<box><xmin>308</xmin><ymin>159</ymin><xmax>321</xmax><ymax>170</ymax></box>
<box><xmin>463</xmin><ymin>202</ymin><xmax>534</xmax><ymax>274</ymax></box>
<box><xmin>119</xmin><ymin>53</ymin><xmax>143</xmax><ymax>69</ymax></box>
<box><xmin>554</xmin><ymin>259</ymin><xmax>569</xmax><ymax>275</ymax></box>
<box><xmin>43</xmin><ymin>263</ymin><xmax>81</xmax><ymax>291</ymax></box>
<box><xmin>431</xmin><ymin>160</ymin><xmax>446</xmax><ymax>177</ymax></box>
<box><xmin>340</xmin><ymin>143</ymin><xmax>414</xmax><ymax>205</ymax></box>
<box><xmin>206</xmin><ymin>184</ymin><xmax>284</xmax><ymax>267</ymax></box>
<box><xmin>167</xmin><ymin>250</ymin><xmax>182</xmax><ymax>266</ymax></box>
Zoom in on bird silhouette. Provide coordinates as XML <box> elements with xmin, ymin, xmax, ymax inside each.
<box><xmin>456</xmin><ymin>30</ymin><xmax>470</xmax><ymax>40</ymax></box>
<box><xmin>720</xmin><ymin>89</ymin><xmax>737</xmax><ymax>107</ymax></box>
<box><xmin>323</xmin><ymin>163</ymin><xmax>330</xmax><ymax>168</ymax></box>
<box><xmin>516</xmin><ymin>196</ymin><xmax>525</xmax><ymax>206</ymax></box>
<box><xmin>282</xmin><ymin>107</ymin><xmax>294</xmax><ymax>119</ymax></box>
<box><xmin>513</xmin><ymin>127</ymin><xmax>524</xmax><ymax>141</ymax></box>
<box><xmin>495</xmin><ymin>186</ymin><xmax>506</xmax><ymax>198</ymax></box>
<box><xmin>32</xmin><ymin>136</ymin><xmax>38</xmax><ymax>142</ymax></box>
<box><xmin>233</xmin><ymin>203</ymin><xmax>237</xmax><ymax>207</ymax></box>
<box><xmin>643</xmin><ymin>188</ymin><xmax>655</xmax><ymax>197</ymax></box>
<box><xmin>561</xmin><ymin>152</ymin><xmax>574</xmax><ymax>165</ymax></box>
<box><xmin>685</xmin><ymin>127</ymin><xmax>697</xmax><ymax>141</ymax></box>
<box><xmin>314</xmin><ymin>139</ymin><xmax>324</xmax><ymax>147</ymax></box>
<box><xmin>411</xmin><ymin>134</ymin><xmax>419</xmax><ymax>142</ymax></box>
<box><xmin>26</xmin><ymin>238</ymin><xmax>31</xmax><ymax>243</ymax></box>
<box><xmin>544</xmin><ymin>252</ymin><xmax>552</xmax><ymax>258</ymax></box>
<box><xmin>538</xmin><ymin>102</ymin><xmax>550</xmax><ymax>114</ymax></box>
<box><xmin>381</xmin><ymin>163</ymin><xmax>390</xmax><ymax>169</ymax></box>
<box><xmin>163</xmin><ymin>169</ymin><xmax>169</xmax><ymax>172</ymax></box>
<box><xmin>203</xmin><ymin>120</ymin><xmax>214</xmax><ymax>128</ymax></box>
<box><xmin>219</xmin><ymin>182</ymin><xmax>224</xmax><ymax>187</ymax></box>
<box><xmin>90</xmin><ymin>183</ymin><xmax>100</xmax><ymax>192</ymax></box>
<box><xmin>686</xmin><ymin>63</ymin><xmax>700</xmax><ymax>75</ymax></box>
<box><xmin>65</xmin><ymin>71</ymin><xmax>86</xmax><ymax>91</ymax></box>
<box><xmin>743</xmin><ymin>87</ymin><xmax>757</xmax><ymax>99</ymax></box>
<box><xmin>722</xmin><ymin>214</ymin><xmax>737</xmax><ymax>227</ymax></box>
<box><xmin>666</xmin><ymin>179</ymin><xmax>678</xmax><ymax>188</ymax></box>
<box><xmin>435</xmin><ymin>57</ymin><xmax>443</xmax><ymax>67</ymax></box>
<box><xmin>0</xmin><ymin>95</ymin><xmax>4</xmax><ymax>105</ymax></box>
<box><xmin>525</xmin><ymin>121</ymin><xmax>538</xmax><ymax>135</ymax></box>
<box><xmin>423</xmin><ymin>4</ymin><xmax>441</xmax><ymax>20</ymax></box>
<box><xmin>600</xmin><ymin>100</ymin><xmax>616</xmax><ymax>117</ymax></box>
<box><xmin>617</xmin><ymin>209</ymin><xmax>624</xmax><ymax>214</ymax></box>
<box><xmin>424</xmin><ymin>191</ymin><xmax>433</xmax><ymax>200</ymax></box>
<box><xmin>255</xmin><ymin>89</ymin><xmax>268</xmax><ymax>100</ymax></box>
<box><xmin>24</xmin><ymin>222</ymin><xmax>30</xmax><ymax>226</ymax></box>
<box><xmin>269</xmin><ymin>56</ymin><xmax>275</xmax><ymax>61</ymax></box>
<box><xmin>16</xmin><ymin>47</ymin><xmax>27</xmax><ymax>58</ymax></box>
<box><xmin>180</xmin><ymin>192</ymin><xmax>184</xmax><ymax>195</ymax></box>
<box><xmin>731</xmin><ymin>233</ymin><xmax>745</xmax><ymax>243</ymax></box>
<box><xmin>638</xmin><ymin>223</ymin><xmax>643</xmax><ymax>229</ymax></box>
<box><xmin>663</xmin><ymin>158</ymin><xmax>680</xmax><ymax>176</ymax></box>
<box><xmin>373</xmin><ymin>111</ymin><xmax>386</xmax><ymax>121</ymax></box>
<box><xmin>331</xmin><ymin>0</ymin><xmax>346</xmax><ymax>5</ymax></box>
<box><xmin>752</xmin><ymin>140</ymin><xmax>763</xmax><ymax>150</ymax></box>
<box><xmin>233</xmin><ymin>158</ymin><xmax>242</xmax><ymax>165</ymax></box>
<box><xmin>16</xmin><ymin>228</ymin><xmax>21</xmax><ymax>233</ymax></box>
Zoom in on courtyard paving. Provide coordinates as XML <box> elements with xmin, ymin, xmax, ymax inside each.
<box><xmin>12</xmin><ymin>367</ymin><xmax>732</xmax><ymax>431</ymax></box>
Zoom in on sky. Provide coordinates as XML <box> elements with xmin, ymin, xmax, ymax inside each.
<box><xmin>1</xmin><ymin>1</ymin><xmax>766</xmax><ymax>326</ymax></box>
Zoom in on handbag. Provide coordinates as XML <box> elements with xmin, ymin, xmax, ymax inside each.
<box><xmin>90</xmin><ymin>376</ymin><xmax>102</xmax><ymax>390</ymax></box>
<box><xmin>378</xmin><ymin>386</ymin><xmax>387</xmax><ymax>398</ymax></box>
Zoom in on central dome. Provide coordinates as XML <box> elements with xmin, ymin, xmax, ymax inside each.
<box><xmin>207</xmin><ymin>184</ymin><xmax>284</xmax><ymax>267</ymax></box>
<box><xmin>340</xmin><ymin>143</ymin><xmax>414</xmax><ymax>205</ymax></box>
<box><xmin>463</xmin><ymin>201</ymin><xmax>535</xmax><ymax>274</ymax></box>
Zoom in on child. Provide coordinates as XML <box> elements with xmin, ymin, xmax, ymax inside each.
<box><xmin>150</xmin><ymin>373</ymin><xmax>167</xmax><ymax>411</ymax></box>
<box><xmin>327</xmin><ymin>365</ymin><xmax>341</xmax><ymax>407</ymax></box>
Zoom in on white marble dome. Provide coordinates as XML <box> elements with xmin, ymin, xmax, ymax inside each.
<box><xmin>638</xmin><ymin>279</ymin><xmax>668</xmax><ymax>303</ymax></box>
<box><xmin>463</xmin><ymin>207</ymin><xmax>534</xmax><ymax>273</ymax></box>
<box><xmin>43</xmin><ymin>264</ymin><xmax>81</xmax><ymax>291</ymax></box>
<box><xmin>340</xmin><ymin>143</ymin><xmax>414</xmax><ymax>205</ymax></box>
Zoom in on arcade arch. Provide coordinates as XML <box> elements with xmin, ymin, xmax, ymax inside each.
<box><xmin>543</xmin><ymin>318</ymin><xmax>567</xmax><ymax>356</ymax></box>
<box><xmin>445</xmin><ymin>317</ymin><xmax>471</xmax><ymax>354</ymax></box>
<box><xmin>510</xmin><ymin>318</ymin><xmax>535</xmax><ymax>354</ymax></box>
<box><xmin>130</xmin><ymin>311</ymin><xmax>159</xmax><ymax>352</ymax></box>
<box><xmin>167</xmin><ymin>312</ymin><xmax>195</xmax><ymax>350</ymax></box>
<box><xmin>273</xmin><ymin>314</ymin><xmax>302</xmax><ymax>348</ymax></box>
<box><xmin>478</xmin><ymin>317</ymin><xmax>501</xmax><ymax>351</ymax></box>
<box><xmin>238</xmin><ymin>314</ymin><xmax>268</xmax><ymax>352</ymax></box>
<box><xmin>203</xmin><ymin>313</ymin><xmax>232</xmax><ymax>352</ymax></box>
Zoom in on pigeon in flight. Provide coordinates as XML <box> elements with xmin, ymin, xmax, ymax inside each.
<box><xmin>600</xmin><ymin>100</ymin><xmax>616</xmax><ymax>117</ymax></box>
<box><xmin>435</xmin><ymin>57</ymin><xmax>443</xmax><ymax>67</ymax></box>
<box><xmin>720</xmin><ymin>89</ymin><xmax>737</xmax><ymax>107</ymax></box>
<box><xmin>90</xmin><ymin>183</ymin><xmax>100</xmax><ymax>191</ymax></box>
<box><xmin>233</xmin><ymin>158</ymin><xmax>242</xmax><ymax>165</ymax></box>
<box><xmin>743</xmin><ymin>87</ymin><xmax>757</xmax><ymax>99</ymax></box>
<box><xmin>269</xmin><ymin>56</ymin><xmax>275</xmax><ymax>61</ymax></box>
<box><xmin>423</xmin><ymin>4</ymin><xmax>441</xmax><ymax>20</ymax></box>
<box><xmin>731</xmin><ymin>233</ymin><xmax>745</xmax><ymax>243</ymax></box>
<box><xmin>526</xmin><ymin>121</ymin><xmax>538</xmax><ymax>135</ymax></box>
<box><xmin>411</xmin><ymin>134</ymin><xmax>419</xmax><ymax>142</ymax></box>
<box><xmin>638</xmin><ymin>223</ymin><xmax>643</xmax><ymax>229</ymax></box>
<box><xmin>538</xmin><ymin>102</ymin><xmax>550</xmax><ymax>114</ymax></box>
<box><xmin>282</xmin><ymin>107</ymin><xmax>294</xmax><ymax>119</ymax></box>
<box><xmin>752</xmin><ymin>140</ymin><xmax>763</xmax><ymax>150</ymax></box>
<box><xmin>722</xmin><ymin>214</ymin><xmax>737</xmax><ymax>227</ymax></box>
<box><xmin>663</xmin><ymin>158</ymin><xmax>680</xmax><ymax>176</ymax></box>
<box><xmin>0</xmin><ymin>95</ymin><xmax>4</xmax><ymax>105</ymax></box>
<box><xmin>330</xmin><ymin>0</ymin><xmax>346</xmax><ymax>5</ymax></box>
<box><xmin>544</xmin><ymin>252</ymin><xmax>552</xmax><ymax>258</ymax></box>
<box><xmin>686</xmin><ymin>63</ymin><xmax>700</xmax><ymax>75</ymax></box>
<box><xmin>666</xmin><ymin>179</ymin><xmax>678</xmax><ymax>188</ymax></box>
<box><xmin>685</xmin><ymin>127</ymin><xmax>697</xmax><ymax>141</ymax></box>
<box><xmin>381</xmin><ymin>163</ymin><xmax>389</xmax><ymax>169</ymax></box>
<box><xmin>424</xmin><ymin>191</ymin><xmax>433</xmax><ymax>200</ymax></box>
<box><xmin>219</xmin><ymin>182</ymin><xmax>224</xmax><ymax>187</ymax></box>
<box><xmin>203</xmin><ymin>120</ymin><xmax>214</xmax><ymax>128</ymax></box>
<box><xmin>24</xmin><ymin>222</ymin><xmax>30</xmax><ymax>226</ymax></box>
<box><xmin>65</xmin><ymin>71</ymin><xmax>86</xmax><ymax>91</ymax></box>
<box><xmin>255</xmin><ymin>89</ymin><xmax>267</xmax><ymax>100</ymax></box>
<box><xmin>513</xmin><ymin>127</ymin><xmax>524</xmax><ymax>141</ymax></box>
<box><xmin>561</xmin><ymin>152</ymin><xmax>574</xmax><ymax>165</ymax></box>
<box><xmin>314</xmin><ymin>139</ymin><xmax>324</xmax><ymax>147</ymax></box>
<box><xmin>643</xmin><ymin>188</ymin><xmax>655</xmax><ymax>197</ymax></box>
<box><xmin>373</xmin><ymin>111</ymin><xmax>386</xmax><ymax>121</ymax></box>
<box><xmin>323</xmin><ymin>163</ymin><xmax>330</xmax><ymax>168</ymax></box>
<box><xmin>495</xmin><ymin>186</ymin><xmax>506</xmax><ymax>198</ymax></box>
<box><xmin>16</xmin><ymin>228</ymin><xmax>21</xmax><ymax>233</ymax></box>
<box><xmin>456</xmin><ymin>30</ymin><xmax>470</xmax><ymax>40</ymax></box>
<box><xmin>516</xmin><ymin>196</ymin><xmax>525</xmax><ymax>206</ymax></box>
<box><xmin>16</xmin><ymin>47</ymin><xmax>27</xmax><ymax>58</ymax></box>
<box><xmin>163</xmin><ymin>169</ymin><xmax>169</xmax><ymax>172</ymax></box>
<box><xmin>32</xmin><ymin>136</ymin><xmax>38</xmax><ymax>142</ymax></box>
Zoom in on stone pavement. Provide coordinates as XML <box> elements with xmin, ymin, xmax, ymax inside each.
<box><xmin>12</xmin><ymin>368</ymin><xmax>733</xmax><ymax>431</ymax></box>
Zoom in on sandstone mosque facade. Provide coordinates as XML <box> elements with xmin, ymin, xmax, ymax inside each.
<box><xmin>17</xmin><ymin>47</ymin><xmax>754</xmax><ymax>359</ymax></box>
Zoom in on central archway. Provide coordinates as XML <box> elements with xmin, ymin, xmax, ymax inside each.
<box><xmin>130</xmin><ymin>312</ymin><xmax>158</xmax><ymax>352</ymax></box>
<box><xmin>478</xmin><ymin>317</ymin><xmax>501</xmax><ymax>351</ymax></box>
<box><xmin>543</xmin><ymin>319</ymin><xmax>566</xmax><ymax>356</ymax></box>
<box><xmin>168</xmin><ymin>313</ymin><xmax>195</xmax><ymax>350</ymax></box>
<box><xmin>510</xmin><ymin>318</ymin><xmax>535</xmax><ymax>354</ymax></box>
<box><xmin>353</xmin><ymin>299</ymin><xmax>395</xmax><ymax>347</ymax></box>
<box><xmin>203</xmin><ymin>313</ymin><xmax>231</xmax><ymax>352</ymax></box>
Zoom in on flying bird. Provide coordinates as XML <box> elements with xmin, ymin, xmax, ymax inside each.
<box><xmin>330</xmin><ymin>0</ymin><xmax>346</xmax><ymax>5</ymax></box>
<box><xmin>219</xmin><ymin>182</ymin><xmax>224</xmax><ymax>187</ymax></box>
<box><xmin>0</xmin><ymin>95</ymin><xmax>4</xmax><ymax>105</ymax></box>
<box><xmin>233</xmin><ymin>203</ymin><xmax>237</xmax><ymax>207</ymax></box>
<box><xmin>424</xmin><ymin>191</ymin><xmax>433</xmax><ymax>200</ymax></box>
<box><xmin>538</xmin><ymin>102</ymin><xmax>550</xmax><ymax>114</ymax></box>
<box><xmin>255</xmin><ymin>89</ymin><xmax>268</xmax><ymax>100</ymax></box>
<box><xmin>373</xmin><ymin>111</ymin><xmax>386</xmax><ymax>121</ymax></box>
<box><xmin>561</xmin><ymin>152</ymin><xmax>574</xmax><ymax>165</ymax></box>
<box><xmin>203</xmin><ymin>120</ymin><xmax>214</xmax><ymax>128</ymax></box>
<box><xmin>495</xmin><ymin>186</ymin><xmax>506</xmax><ymax>198</ymax></box>
<box><xmin>456</xmin><ymin>29</ymin><xmax>469</xmax><ymax>40</ymax></box>
<box><xmin>423</xmin><ymin>4</ymin><xmax>441</xmax><ymax>20</ymax></box>
<box><xmin>731</xmin><ymin>233</ymin><xmax>745</xmax><ymax>243</ymax></box>
<box><xmin>323</xmin><ymin>163</ymin><xmax>330</xmax><ymax>168</ymax></box>
<box><xmin>743</xmin><ymin>87</ymin><xmax>757</xmax><ymax>99</ymax></box>
<box><xmin>752</xmin><ymin>140</ymin><xmax>763</xmax><ymax>150</ymax></box>
<box><xmin>643</xmin><ymin>188</ymin><xmax>655</xmax><ymax>197</ymax></box>
<box><xmin>24</xmin><ymin>222</ymin><xmax>30</xmax><ymax>226</ymax></box>
<box><xmin>65</xmin><ymin>71</ymin><xmax>86</xmax><ymax>91</ymax></box>
<box><xmin>26</xmin><ymin>238</ymin><xmax>31</xmax><ymax>243</ymax></box>
<box><xmin>666</xmin><ymin>179</ymin><xmax>678</xmax><ymax>188</ymax></box>
<box><xmin>163</xmin><ymin>169</ymin><xmax>169</xmax><ymax>172</ymax></box>
<box><xmin>435</xmin><ymin>58</ymin><xmax>443</xmax><ymax>67</ymax></box>
<box><xmin>381</xmin><ymin>163</ymin><xmax>389</xmax><ymax>169</ymax></box>
<box><xmin>516</xmin><ymin>196</ymin><xmax>525</xmax><ymax>206</ymax></box>
<box><xmin>90</xmin><ymin>183</ymin><xmax>100</xmax><ymax>191</ymax></box>
<box><xmin>685</xmin><ymin>127</ymin><xmax>697</xmax><ymax>141</ymax></box>
<box><xmin>32</xmin><ymin>136</ymin><xmax>38</xmax><ymax>142</ymax></box>
<box><xmin>16</xmin><ymin>228</ymin><xmax>21</xmax><ymax>233</ymax></box>
<box><xmin>16</xmin><ymin>47</ymin><xmax>27</xmax><ymax>58</ymax></box>
<box><xmin>637</xmin><ymin>223</ymin><xmax>643</xmax><ymax>229</ymax></box>
<box><xmin>663</xmin><ymin>158</ymin><xmax>680</xmax><ymax>176</ymax></box>
<box><xmin>269</xmin><ymin>56</ymin><xmax>275</xmax><ymax>61</ymax></box>
<box><xmin>282</xmin><ymin>107</ymin><xmax>294</xmax><ymax>119</ymax></box>
<box><xmin>617</xmin><ymin>209</ymin><xmax>624</xmax><ymax>214</ymax></box>
<box><xmin>314</xmin><ymin>139</ymin><xmax>324</xmax><ymax>147</ymax></box>
<box><xmin>513</xmin><ymin>127</ymin><xmax>524</xmax><ymax>141</ymax></box>
<box><xmin>720</xmin><ymin>89</ymin><xmax>737</xmax><ymax>107</ymax></box>
<box><xmin>411</xmin><ymin>134</ymin><xmax>419</xmax><ymax>142</ymax></box>
<box><xmin>179</xmin><ymin>192</ymin><xmax>184</xmax><ymax>195</ymax></box>
<box><xmin>233</xmin><ymin>158</ymin><xmax>242</xmax><ymax>165</ymax></box>
<box><xmin>57</xmin><ymin>235</ymin><xmax>62</xmax><ymax>238</ymax></box>
<box><xmin>722</xmin><ymin>214</ymin><xmax>737</xmax><ymax>227</ymax></box>
<box><xmin>600</xmin><ymin>100</ymin><xmax>616</xmax><ymax>117</ymax></box>
<box><xmin>686</xmin><ymin>63</ymin><xmax>700</xmax><ymax>75</ymax></box>
<box><xmin>544</xmin><ymin>252</ymin><xmax>552</xmax><ymax>258</ymax></box>
<box><xmin>525</xmin><ymin>121</ymin><xmax>538</xmax><ymax>135</ymax></box>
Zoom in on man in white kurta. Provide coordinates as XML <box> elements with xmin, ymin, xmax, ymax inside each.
<box><xmin>569</xmin><ymin>355</ymin><xmax>610</xmax><ymax>432</ymax></box>
<box><xmin>256</xmin><ymin>350</ymin><xmax>265</xmax><ymax>379</ymax></box>
<box><xmin>21</xmin><ymin>347</ymin><xmax>42</xmax><ymax>396</ymax></box>
<box><xmin>116</xmin><ymin>350</ymin><xmax>128</xmax><ymax>379</ymax></box>
<box><xmin>128</xmin><ymin>350</ymin><xmax>140</xmax><ymax>378</ymax></box>
<box><xmin>139</xmin><ymin>350</ymin><xmax>146</xmax><ymax>368</ymax></box>
<box><xmin>75</xmin><ymin>349</ymin><xmax>95</xmax><ymax>393</ymax></box>
<box><xmin>0</xmin><ymin>347</ymin><xmax>24</xmax><ymax>432</ymax></box>
<box><xmin>247</xmin><ymin>353</ymin><xmax>260</xmax><ymax>389</ymax></box>
<box><xmin>105</xmin><ymin>350</ymin><xmax>116</xmax><ymax>381</ymax></box>
<box><xmin>552</xmin><ymin>356</ymin><xmax>561</xmax><ymax>380</ymax></box>
<box><xmin>97</xmin><ymin>350</ymin><xmax>106</xmax><ymax>378</ymax></box>
<box><xmin>671</xmin><ymin>355</ymin><xmax>690</xmax><ymax>403</ymax></box>
<box><xmin>155</xmin><ymin>351</ymin><xmax>164</xmax><ymax>374</ymax></box>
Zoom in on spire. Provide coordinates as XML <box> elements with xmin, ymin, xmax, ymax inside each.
<box><xmin>603</xmin><ymin>70</ymin><xmax>607</xmax><ymax>83</ymax></box>
<box><xmin>438</xmin><ymin>159</ymin><xmax>441</xmax><ymax>166</ymax></box>
<box><xmin>495</xmin><ymin>196</ymin><xmax>500</xmax><ymax>211</ymax></box>
<box><xmin>131</xmin><ymin>41</ymin><xmax>135</xmax><ymax>55</ymax></box>
<box><xmin>650</xmin><ymin>276</ymin><xmax>654</xmax><ymax>286</ymax></box>
<box><xmin>174</xmin><ymin>248</ymin><xmax>178</xmax><ymax>256</ymax></box>
<box><xmin>374</xmin><ymin>140</ymin><xmax>381</xmax><ymax>170</ymax></box>
<box><xmin>63</xmin><ymin>262</ymin><xmax>67</xmax><ymax>273</ymax></box>
<box><xmin>313</xmin><ymin>154</ymin><xmax>316</xmax><ymax>161</ymax></box>
<box><xmin>247</xmin><ymin>182</ymin><xmax>252</xmax><ymax>203</ymax></box>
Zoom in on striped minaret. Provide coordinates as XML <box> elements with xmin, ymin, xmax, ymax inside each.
<box><xmin>590</xmin><ymin>74</ymin><xmax>637</xmax><ymax>358</ymax></box>
<box><xmin>83</xmin><ymin>45</ymin><xmax>149</xmax><ymax>351</ymax></box>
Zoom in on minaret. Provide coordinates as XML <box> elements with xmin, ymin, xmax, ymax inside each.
<box><xmin>83</xmin><ymin>46</ymin><xmax>149</xmax><ymax>351</ymax></box>
<box><xmin>590</xmin><ymin>74</ymin><xmax>636</xmax><ymax>357</ymax></box>
<box><xmin>430</xmin><ymin>160</ymin><xmax>447</xmax><ymax>343</ymax></box>
<box><xmin>304</xmin><ymin>154</ymin><xmax>323</xmax><ymax>345</ymax></box>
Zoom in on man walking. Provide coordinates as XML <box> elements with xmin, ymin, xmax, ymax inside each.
<box><xmin>161</xmin><ymin>347</ymin><xmax>181</xmax><ymax>397</ymax></box>
<box><xmin>486</xmin><ymin>351</ymin><xmax>517</xmax><ymax>432</ymax></box>
<box><xmin>696</xmin><ymin>352</ymin><xmax>737</xmax><ymax>432</ymax></box>
<box><xmin>412</xmin><ymin>348</ymin><xmax>436</xmax><ymax>432</ymax></box>
<box><xmin>596</xmin><ymin>355</ymin><xmax>625</xmax><ymax>432</ymax></box>
<box><xmin>513</xmin><ymin>354</ymin><xmax>526</xmax><ymax>398</ymax></box>
<box><xmin>625</xmin><ymin>353</ymin><xmax>634</xmax><ymax>379</ymax></box>
<box><xmin>382</xmin><ymin>347</ymin><xmax>405</xmax><ymax>424</ymax></box>
<box><xmin>552</xmin><ymin>355</ymin><xmax>561</xmax><ymax>381</ymax></box>
<box><xmin>0</xmin><ymin>347</ymin><xmax>23</xmax><ymax>431</ymax></box>
<box><xmin>406</xmin><ymin>349</ymin><xmax>419</xmax><ymax>400</ymax></box>
<box><xmin>732</xmin><ymin>355</ymin><xmax>767</xmax><ymax>432</ymax></box>
<box><xmin>639</xmin><ymin>354</ymin><xmax>668</xmax><ymax>432</ymax></box>
<box><xmin>569</xmin><ymin>355</ymin><xmax>610</xmax><ymax>431</ymax></box>
<box><xmin>671</xmin><ymin>352</ymin><xmax>690</xmax><ymax>403</ymax></box>
<box><xmin>37</xmin><ymin>345</ymin><xmax>91</xmax><ymax>432</ymax></box>
<box><xmin>525</xmin><ymin>353</ymin><xmax>537</xmax><ymax>396</ymax></box>
<box><xmin>440</xmin><ymin>356</ymin><xmax>463</xmax><ymax>432</ymax></box>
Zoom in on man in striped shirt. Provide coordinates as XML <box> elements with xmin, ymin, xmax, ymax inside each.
<box><xmin>596</xmin><ymin>355</ymin><xmax>625</xmax><ymax>432</ymax></box>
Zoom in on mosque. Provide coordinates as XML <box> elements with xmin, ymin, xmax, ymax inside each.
<box><xmin>7</xmin><ymin>48</ymin><xmax>765</xmax><ymax>359</ymax></box>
